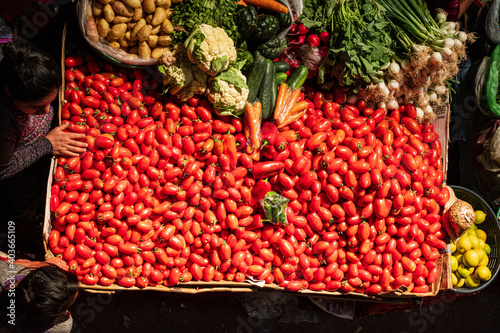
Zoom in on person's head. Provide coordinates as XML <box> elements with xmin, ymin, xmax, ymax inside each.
<box><xmin>0</xmin><ymin>42</ymin><xmax>61</xmax><ymax>115</ymax></box>
<box><xmin>0</xmin><ymin>265</ymin><xmax>79</xmax><ymax>332</ymax></box>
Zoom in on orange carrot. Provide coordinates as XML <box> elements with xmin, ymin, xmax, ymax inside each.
<box><xmin>276</xmin><ymin>88</ymin><xmax>301</xmax><ymax>123</ymax></box>
<box><xmin>289</xmin><ymin>100</ymin><xmax>308</xmax><ymax>114</ymax></box>
<box><xmin>250</xmin><ymin>150</ymin><xmax>261</xmax><ymax>161</ymax></box>
<box><xmin>237</xmin><ymin>0</ymin><xmax>247</xmax><ymax>6</ymax></box>
<box><xmin>243</xmin><ymin>0</ymin><xmax>288</xmax><ymax>13</ymax></box>
<box><xmin>278</xmin><ymin>109</ymin><xmax>307</xmax><ymax>128</ymax></box>
<box><xmin>244</xmin><ymin>101</ymin><xmax>262</xmax><ymax>150</ymax></box>
<box><xmin>274</xmin><ymin>82</ymin><xmax>289</xmax><ymax>119</ymax></box>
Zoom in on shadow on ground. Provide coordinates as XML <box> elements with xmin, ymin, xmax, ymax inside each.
<box><xmin>69</xmin><ymin>279</ymin><xmax>500</xmax><ymax>333</ymax></box>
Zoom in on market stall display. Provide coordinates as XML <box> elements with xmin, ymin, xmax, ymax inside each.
<box><xmin>42</xmin><ymin>0</ymin><xmax>497</xmax><ymax>299</ymax></box>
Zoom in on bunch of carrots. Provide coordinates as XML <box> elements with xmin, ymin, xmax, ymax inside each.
<box><xmin>274</xmin><ymin>82</ymin><xmax>308</xmax><ymax>128</ymax></box>
<box><xmin>236</xmin><ymin>0</ymin><xmax>289</xmax><ymax>13</ymax></box>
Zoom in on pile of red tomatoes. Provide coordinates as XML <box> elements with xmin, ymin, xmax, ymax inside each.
<box><xmin>49</xmin><ymin>54</ymin><xmax>448</xmax><ymax>294</ymax></box>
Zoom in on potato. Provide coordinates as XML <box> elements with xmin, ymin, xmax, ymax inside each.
<box><xmin>87</xmin><ymin>18</ymin><xmax>100</xmax><ymax>42</ymax></box>
<box><xmin>108</xmin><ymin>23</ymin><xmax>128</xmax><ymax>40</ymax></box>
<box><xmin>119</xmin><ymin>35</ymin><xmax>131</xmax><ymax>48</ymax></box>
<box><xmin>148</xmin><ymin>35</ymin><xmax>159</xmax><ymax>48</ymax></box>
<box><xmin>151</xmin><ymin>24</ymin><xmax>161</xmax><ymax>35</ymax></box>
<box><xmin>131</xmin><ymin>18</ymin><xmax>146</xmax><ymax>40</ymax></box>
<box><xmin>145</xmin><ymin>14</ymin><xmax>153</xmax><ymax>25</ymax></box>
<box><xmin>152</xmin><ymin>46</ymin><xmax>169</xmax><ymax>60</ymax></box>
<box><xmin>129</xmin><ymin>46</ymin><xmax>139</xmax><ymax>55</ymax></box>
<box><xmin>112</xmin><ymin>1</ymin><xmax>134</xmax><ymax>17</ymax></box>
<box><xmin>161</xmin><ymin>18</ymin><xmax>173</xmax><ymax>34</ymax></box>
<box><xmin>103</xmin><ymin>4</ymin><xmax>115</xmax><ymax>22</ymax></box>
<box><xmin>155</xmin><ymin>0</ymin><xmax>171</xmax><ymax>8</ymax></box>
<box><xmin>165</xmin><ymin>8</ymin><xmax>172</xmax><ymax>19</ymax></box>
<box><xmin>143</xmin><ymin>0</ymin><xmax>156</xmax><ymax>14</ymax></box>
<box><xmin>132</xmin><ymin>6</ymin><xmax>143</xmax><ymax>21</ymax></box>
<box><xmin>151</xmin><ymin>7</ymin><xmax>166</xmax><ymax>26</ymax></box>
<box><xmin>171</xmin><ymin>0</ymin><xmax>183</xmax><ymax>3</ymax></box>
<box><xmin>97</xmin><ymin>18</ymin><xmax>110</xmax><ymax>38</ymax></box>
<box><xmin>138</xmin><ymin>41</ymin><xmax>152</xmax><ymax>58</ymax></box>
<box><xmin>98</xmin><ymin>0</ymin><xmax>112</xmax><ymax>4</ymax></box>
<box><xmin>121</xmin><ymin>0</ymin><xmax>141</xmax><ymax>8</ymax></box>
<box><xmin>92</xmin><ymin>0</ymin><xmax>104</xmax><ymax>16</ymax></box>
<box><xmin>158</xmin><ymin>35</ymin><xmax>172</xmax><ymax>46</ymax></box>
<box><xmin>137</xmin><ymin>24</ymin><xmax>153</xmax><ymax>42</ymax></box>
<box><xmin>109</xmin><ymin>41</ymin><xmax>121</xmax><ymax>49</ymax></box>
<box><xmin>127</xmin><ymin>22</ymin><xmax>137</xmax><ymax>31</ymax></box>
<box><xmin>112</xmin><ymin>15</ymin><xmax>132</xmax><ymax>23</ymax></box>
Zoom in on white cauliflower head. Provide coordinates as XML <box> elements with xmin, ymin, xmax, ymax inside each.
<box><xmin>174</xmin><ymin>65</ymin><xmax>208</xmax><ymax>102</ymax></box>
<box><xmin>184</xmin><ymin>24</ymin><xmax>237</xmax><ymax>76</ymax></box>
<box><xmin>207</xmin><ymin>69</ymin><xmax>249</xmax><ymax>117</ymax></box>
<box><xmin>159</xmin><ymin>45</ymin><xmax>208</xmax><ymax>98</ymax></box>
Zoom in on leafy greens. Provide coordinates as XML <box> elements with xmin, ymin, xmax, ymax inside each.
<box><xmin>171</xmin><ymin>0</ymin><xmax>240</xmax><ymax>46</ymax></box>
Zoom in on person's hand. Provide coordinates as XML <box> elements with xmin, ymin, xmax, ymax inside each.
<box><xmin>46</xmin><ymin>122</ymin><xmax>87</xmax><ymax>156</ymax></box>
<box><xmin>14</xmin><ymin>257</ymin><xmax>69</xmax><ymax>271</ymax></box>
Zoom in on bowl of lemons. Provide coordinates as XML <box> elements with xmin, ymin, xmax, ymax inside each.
<box><xmin>449</xmin><ymin>186</ymin><xmax>500</xmax><ymax>294</ymax></box>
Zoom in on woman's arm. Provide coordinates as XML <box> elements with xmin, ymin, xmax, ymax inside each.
<box><xmin>0</xmin><ymin>130</ymin><xmax>53</xmax><ymax>181</ymax></box>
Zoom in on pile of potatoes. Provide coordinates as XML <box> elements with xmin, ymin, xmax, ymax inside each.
<box><xmin>91</xmin><ymin>0</ymin><xmax>183</xmax><ymax>59</ymax></box>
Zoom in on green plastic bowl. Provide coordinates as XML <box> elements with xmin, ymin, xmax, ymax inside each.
<box><xmin>450</xmin><ymin>186</ymin><xmax>500</xmax><ymax>294</ymax></box>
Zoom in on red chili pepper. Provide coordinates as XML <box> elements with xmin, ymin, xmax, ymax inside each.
<box><xmin>223</xmin><ymin>134</ymin><xmax>238</xmax><ymax>169</ymax></box>
<box><xmin>252</xmin><ymin>161</ymin><xmax>285</xmax><ymax>179</ymax></box>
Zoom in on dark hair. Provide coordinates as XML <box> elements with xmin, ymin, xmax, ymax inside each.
<box><xmin>0</xmin><ymin>265</ymin><xmax>79</xmax><ymax>332</ymax></box>
<box><xmin>0</xmin><ymin>42</ymin><xmax>61</xmax><ymax>103</ymax></box>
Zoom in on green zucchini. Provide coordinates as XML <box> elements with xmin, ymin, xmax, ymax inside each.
<box><xmin>258</xmin><ymin>59</ymin><xmax>277</xmax><ymax>120</ymax></box>
<box><xmin>273</xmin><ymin>61</ymin><xmax>290</xmax><ymax>73</ymax></box>
<box><xmin>286</xmin><ymin>65</ymin><xmax>309</xmax><ymax>91</ymax></box>
<box><xmin>276</xmin><ymin>72</ymin><xmax>287</xmax><ymax>85</ymax></box>
<box><xmin>246</xmin><ymin>53</ymin><xmax>267</xmax><ymax>102</ymax></box>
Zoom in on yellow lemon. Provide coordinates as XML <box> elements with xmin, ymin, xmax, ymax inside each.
<box><xmin>452</xmin><ymin>272</ymin><xmax>458</xmax><ymax>286</ymax></box>
<box><xmin>456</xmin><ymin>236</ymin><xmax>472</xmax><ymax>253</ymax></box>
<box><xmin>469</xmin><ymin>236</ymin><xmax>480</xmax><ymax>249</ymax></box>
<box><xmin>454</xmin><ymin>252</ymin><xmax>464</xmax><ymax>265</ymax></box>
<box><xmin>475</xmin><ymin>210</ymin><xmax>486</xmax><ymax>224</ymax></box>
<box><xmin>455</xmin><ymin>277</ymin><xmax>465</xmax><ymax>288</ymax></box>
<box><xmin>465</xmin><ymin>275</ymin><xmax>481</xmax><ymax>288</ymax></box>
<box><xmin>466</xmin><ymin>228</ymin><xmax>477</xmax><ymax>237</ymax></box>
<box><xmin>450</xmin><ymin>256</ymin><xmax>458</xmax><ymax>271</ymax></box>
<box><xmin>476</xmin><ymin>229</ymin><xmax>487</xmax><ymax>242</ymax></box>
<box><xmin>484</xmin><ymin>243</ymin><xmax>491</xmax><ymax>255</ymax></box>
<box><xmin>477</xmin><ymin>239</ymin><xmax>486</xmax><ymax>250</ymax></box>
<box><xmin>479</xmin><ymin>256</ymin><xmax>489</xmax><ymax>267</ymax></box>
<box><xmin>457</xmin><ymin>264</ymin><xmax>472</xmax><ymax>278</ymax></box>
<box><xmin>463</xmin><ymin>250</ymin><xmax>480</xmax><ymax>267</ymax></box>
<box><xmin>450</xmin><ymin>241</ymin><xmax>456</xmax><ymax>253</ymax></box>
<box><xmin>475</xmin><ymin>266</ymin><xmax>492</xmax><ymax>281</ymax></box>
<box><xmin>476</xmin><ymin>249</ymin><xmax>486</xmax><ymax>264</ymax></box>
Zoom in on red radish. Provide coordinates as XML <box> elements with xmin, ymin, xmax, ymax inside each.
<box><xmin>320</xmin><ymin>46</ymin><xmax>328</xmax><ymax>58</ymax></box>
<box><xmin>298</xmin><ymin>24</ymin><xmax>309</xmax><ymax>35</ymax></box>
<box><xmin>319</xmin><ymin>31</ymin><xmax>330</xmax><ymax>43</ymax></box>
<box><xmin>306</xmin><ymin>34</ymin><xmax>321</xmax><ymax>48</ymax></box>
<box><xmin>289</xmin><ymin>24</ymin><xmax>298</xmax><ymax>34</ymax></box>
